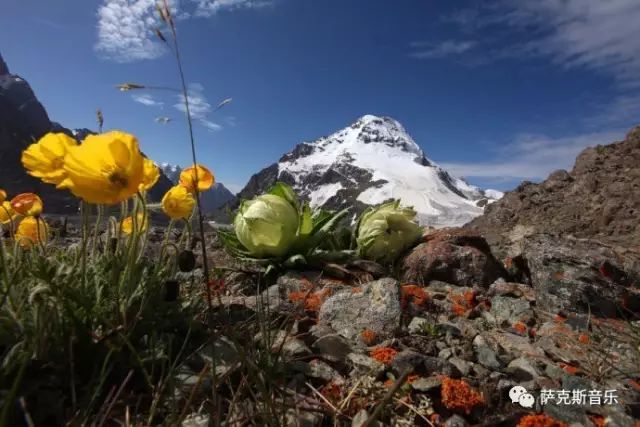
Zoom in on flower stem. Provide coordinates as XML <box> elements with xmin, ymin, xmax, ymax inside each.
<box><xmin>168</xmin><ymin>21</ymin><xmax>213</xmax><ymax>312</ymax></box>
<box><xmin>80</xmin><ymin>201</ymin><xmax>89</xmax><ymax>289</ymax></box>
<box><xmin>91</xmin><ymin>204</ymin><xmax>103</xmax><ymax>258</ymax></box>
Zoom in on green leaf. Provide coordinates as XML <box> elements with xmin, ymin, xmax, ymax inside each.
<box><xmin>267</xmin><ymin>182</ymin><xmax>298</xmax><ymax>210</ymax></box>
<box><xmin>298</xmin><ymin>202</ymin><xmax>313</xmax><ymax>239</ymax></box>
<box><xmin>305</xmin><ymin>208</ymin><xmax>349</xmax><ymax>255</ymax></box>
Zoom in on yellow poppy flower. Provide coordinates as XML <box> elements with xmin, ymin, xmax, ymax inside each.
<box><xmin>121</xmin><ymin>212</ymin><xmax>149</xmax><ymax>235</ymax></box>
<box><xmin>58</xmin><ymin>131</ymin><xmax>144</xmax><ymax>205</ymax></box>
<box><xmin>11</xmin><ymin>193</ymin><xmax>43</xmax><ymax>216</ymax></box>
<box><xmin>179</xmin><ymin>164</ymin><xmax>214</xmax><ymax>193</ymax></box>
<box><xmin>0</xmin><ymin>189</ymin><xmax>6</xmax><ymax>204</ymax></box>
<box><xmin>21</xmin><ymin>132</ymin><xmax>77</xmax><ymax>185</ymax></box>
<box><xmin>15</xmin><ymin>216</ymin><xmax>49</xmax><ymax>248</ymax></box>
<box><xmin>0</xmin><ymin>201</ymin><xmax>17</xmax><ymax>225</ymax></box>
<box><xmin>162</xmin><ymin>185</ymin><xmax>195</xmax><ymax>220</ymax></box>
<box><xmin>139</xmin><ymin>158</ymin><xmax>160</xmax><ymax>192</ymax></box>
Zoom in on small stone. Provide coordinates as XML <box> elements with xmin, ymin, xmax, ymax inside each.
<box><xmin>490</xmin><ymin>296</ymin><xmax>533</xmax><ymax>325</ymax></box>
<box><xmin>410</xmin><ymin>376</ymin><xmax>442</xmax><ymax>392</ymax></box>
<box><xmin>443</xmin><ymin>414</ymin><xmax>468</xmax><ymax>427</ymax></box>
<box><xmin>422</xmin><ymin>356</ymin><xmax>462</xmax><ymax>378</ymax></box>
<box><xmin>543</xmin><ymin>363</ymin><xmax>565</xmax><ymax>381</ymax></box>
<box><xmin>408</xmin><ymin>317</ymin><xmax>430</xmax><ymax>335</ymax></box>
<box><xmin>319</xmin><ymin>278</ymin><xmax>402</xmax><ymax>342</ymax></box>
<box><xmin>448</xmin><ymin>357</ymin><xmax>473</xmax><ymax>377</ymax></box>
<box><xmin>347</xmin><ymin>353</ymin><xmax>385</xmax><ymax>377</ymax></box>
<box><xmin>351</xmin><ymin>409</ymin><xmax>381</xmax><ymax>427</ymax></box>
<box><xmin>312</xmin><ymin>333</ymin><xmax>353</xmax><ymax>363</ymax></box>
<box><xmin>438</xmin><ymin>348</ymin><xmax>454</xmax><ymax>360</ymax></box>
<box><xmin>285</xmin><ymin>408</ymin><xmax>324</xmax><ymax>427</ymax></box>
<box><xmin>506</xmin><ymin>357</ymin><xmax>541</xmax><ymax>381</ymax></box>
<box><xmin>473</xmin><ymin>335</ymin><xmax>503</xmax><ymax>370</ymax></box>
<box><xmin>181</xmin><ymin>413</ymin><xmax>209</xmax><ymax>427</ymax></box>
<box><xmin>308</xmin><ymin>359</ymin><xmax>344</xmax><ymax>383</ymax></box>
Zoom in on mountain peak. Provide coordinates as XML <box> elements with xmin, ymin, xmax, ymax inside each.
<box><xmin>238</xmin><ymin>115</ymin><xmax>502</xmax><ymax>227</ymax></box>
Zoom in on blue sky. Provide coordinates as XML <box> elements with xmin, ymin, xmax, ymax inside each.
<box><xmin>2</xmin><ymin>0</ymin><xmax>639</xmax><ymax>193</ymax></box>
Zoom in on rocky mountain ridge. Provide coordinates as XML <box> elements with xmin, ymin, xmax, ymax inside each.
<box><xmin>237</xmin><ymin>115</ymin><xmax>502</xmax><ymax>227</ymax></box>
<box><xmin>467</xmin><ymin>125</ymin><xmax>640</xmax><ymax>259</ymax></box>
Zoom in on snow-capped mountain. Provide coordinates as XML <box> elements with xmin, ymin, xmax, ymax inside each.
<box><xmin>160</xmin><ymin>163</ymin><xmax>183</xmax><ymax>184</ymax></box>
<box><xmin>160</xmin><ymin>163</ymin><xmax>236</xmax><ymax>213</ymax></box>
<box><xmin>237</xmin><ymin>115</ymin><xmax>503</xmax><ymax>227</ymax></box>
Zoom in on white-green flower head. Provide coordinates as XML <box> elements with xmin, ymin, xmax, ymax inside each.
<box><xmin>234</xmin><ymin>193</ymin><xmax>300</xmax><ymax>258</ymax></box>
<box><xmin>356</xmin><ymin>200</ymin><xmax>423</xmax><ymax>263</ymax></box>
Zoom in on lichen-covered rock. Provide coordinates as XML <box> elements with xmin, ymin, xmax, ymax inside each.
<box><xmin>318</xmin><ymin>278</ymin><xmax>401</xmax><ymax>342</ymax></box>
<box><xmin>523</xmin><ymin>234</ymin><xmax>640</xmax><ymax>317</ymax></box>
<box><xmin>401</xmin><ymin>229</ymin><xmax>506</xmax><ymax>287</ymax></box>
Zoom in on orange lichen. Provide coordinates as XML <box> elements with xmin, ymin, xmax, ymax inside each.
<box><xmin>361</xmin><ymin>329</ymin><xmax>377</xmax><ymax>346</ymax></box>
<box><xmin>516</xmin><ymin>414</ymin><xmax>567</xmax><ymax>427</ymax></box>
<box><xmin>429</xmin><ymin>413</ymin><xmax>442</xmax><ymax>425</ymax></box>
<box><xmin>463</xmin><ymin>290</ymin><xmax>476</xmax><ymax>307</ymax></box>
<box><xmin>440</xmin><ymin>377</ymin><xmax>484</xmax><ymax>415</ymax></box>
<box><xmin>288</xmin><ymin>288</ymin><xmax>332</xmax><ymax>312</ymax></box>
<box><xmin>578</xmin><ymin>334</ymin><xmax>589</xmax><ymax>344</ymax></box>
<box><xmin>288</xmin><ymin>291</ymin><xmax>307</xmax><ymax>303</ymax></box>
<box><xmin>451</xmin><ymin>303</ymin><xmax>467</xmax><ymax>316</ymax></box>
<box><xmin>628</xmin><ymin>379</ymin><xmax>640</xmax><ymax>391</ymax></box>
<box><xmin>320</xmin><ymin>381</ymin><xmax>342</xmax><ymax>402</ymax></box>
<box><xmin>305</xmin><ymin>288</ymin><xmax>332</xmax><ymax>311</ymax></box>
<box><xmin>554</xmin><ymin>314</ymin><xmax>567</xmax><ymax>323</ymax></box>
<box><xmin>513</xmin><ymin>322</ymin><xmax>528</xmax><ymax>335</ymax></box>
<box><xmin>559</xmin><ymin>362</ymin><xmax>579</xmax><ymax>375</ymax></box>
<box><xmin>400</xmin><ymin>284</ymin><xmax>429</xmax><ymax>309</ymax></box>
<box><xmin>351</xmin><ymin>286</ymin><xmax>363</xmax><ymax>294</ymax></box>
<box><xmin>370</xmin><ymin>347</ymin><xmax>398</xmax><ymax>365</ymax></box>
<box><xmin>588</xmin><ymin>415</ymin><xmax>605</xmax><ymax>427</ymax></box>
<box><xmin>383</xmin><ymin>378</ymin><xmax>395</xmax><ymax>388</ymax></box>
<box><xmin>449</xmin><ymin>290</ymin><xmax>477</xmax><ymax>316</ymax></box>
<box><xmin>552</xmin><ymin>271</ymin><xmax>565</xmax><ymax>281</ymax></box>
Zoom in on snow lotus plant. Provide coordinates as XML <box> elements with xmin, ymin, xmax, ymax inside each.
<box><xmin>355</xmin><ymin>200</ymin><xmax>423</xmax><ymax>263</ymax></box>
<box><xmin>219</xmin><ymin>182</ymin><xmax>351</xmax><ymax>267</ymax></box>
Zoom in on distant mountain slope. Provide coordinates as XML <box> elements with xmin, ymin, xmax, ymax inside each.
<box><xmin>237</xmin><ymin>115</ymin><xmax>502</xmax><ymax>227</ymax></box>
<box><xmin>0</xmin><ymin>52</ymin><xmax>177</xmax><ymax>211</ymax></box>
<box><xmin>160</xmin><ymin>163</ymin><xmax>236</xmax><ymax>213</ymax></box>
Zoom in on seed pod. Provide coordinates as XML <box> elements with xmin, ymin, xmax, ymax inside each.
<box><xmin>164</xmin><ymin>280</ymin><xmax>180</xmax><ymax>302</ymax></box>
<box><xmin>178</xmin><ymin>250</ymin><xmax>196</xmax><ymax>272</ymax></box>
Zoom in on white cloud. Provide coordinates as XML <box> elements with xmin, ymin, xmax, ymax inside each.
<box><xmin>132</xmin><ymin>93</ymin><xmax>164</xmax><ymax>107</ymax></box>
<box><xmin>95</xmin><ymin>0</ymin><xmax>272</xmax><ymax>62</ymax></box>
<box><xmin>591</xmin><ymin>93</ymin><xmax>640</xmax><ymax>126</ymax></box>
<box><xmin>173</xmin><ymin>83</ymin><xmax>224</xmax><ymax>131</ymax></box>
<box><xmin>440</xmin><ymin>1</ymin><xmax>640</xmax><ymax>87</ymax></box>
<box><xmin>440</xmin><ymin>129</ymin><xmax>626</xmax><ymax>180</ymax></box>
<box><xmin>200</xmin><ymin>119</ymin><xmax>222</xmax><ymax>132</ymax></box>
<box><xmin>192</xmin><ymin>0</ymin><xmax>272</xmax><ymax>17</ymax></box>
<box><xmin>174</xmin><ymin>83</ymin><xmax>211</xmax><ymax>119</ymax></box>
<box><xmin>409</xmin><ymin>40</ymin><xmax>476</xmax><ymax>59</ymax></box>
<box><xmin>95</xmin><ymin>0</ymin><xmax>169</xmax><ymax>62</ymax></box>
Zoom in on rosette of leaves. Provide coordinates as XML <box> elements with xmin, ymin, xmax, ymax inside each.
<box><xmin>218</xmin><ymin>182</ymin><xmax>353</xmax><ymax>270</ymax></box>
